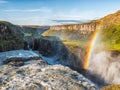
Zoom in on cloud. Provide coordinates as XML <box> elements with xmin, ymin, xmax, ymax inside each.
<box><xmin>51</xmin><ymin>19</ymin><xmax>91</xmax><ymax>25</ymax></box>
<box><xmin>1</xmin><ymin>9</ymin><xmax>97</xmax><ymax>25</ymax></box>
<box><xmin>0</xmin><ymin>0</ymin><xmax>8</xmax><ymax>4</ymax></box>
<box><xmin>0</xmin><ymin>8</ymin><xmax>105</xmax><ymax>25</ymax></box>
<box><xmin>3</xmin><ymin>8</ymin><xmax>51</xmax><ymax>13</ymax></box>
<box><xmin>1</xmin><ymin>17</ymin><xmax>57</xmax><ymax>26</ymax></box>
<box><xmin>52</xmin><ymin>20</ymin><xmax>83</xmax><ymax>23</ymax></box>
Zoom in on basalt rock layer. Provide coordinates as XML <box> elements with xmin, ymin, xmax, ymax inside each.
<box><xmin>43</xmin><ymin>20</ymin><xmax>100</xmax><ymax>41</ymax></box>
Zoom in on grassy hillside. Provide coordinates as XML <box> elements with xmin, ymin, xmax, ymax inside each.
<box><xmin>100</xmin><ymin>25</ymin><xmax>120</xmax><ymax>51</ymax></box>
<box><xmin>99</xmin><ymin>11</ymin><xmax>120</xmax><ymax>51</ymax></box>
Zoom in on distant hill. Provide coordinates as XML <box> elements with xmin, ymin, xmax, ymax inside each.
<box><xmin>99</xmin><ymin>10</ymin><xmax>120</xmax><ymax>51</ymax></box>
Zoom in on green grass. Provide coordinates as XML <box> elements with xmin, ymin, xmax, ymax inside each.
<box><xmin>40</xmin><ymin>36</ymin><xmax>61</xmax><ymax>41</ymax></box>
<box><xmin>63</xmin><ymin>40</ymin><xmax>86</xmax><ymax>47</ymax></box>
<box><xmin>100</xmin><ymin>24</ymin><xmax>120</xmax><ymax>51</ymax></box>
<box><xmin>24</xmin><ymin>33</ymin><xmax>32</xmax><ymax>36</ymax></box>
<box><xmin>22</xmin><ymin>25</ymin><xmax>44</xmax><ymax>28</ymax></box>
<box><xmin>104</xmin><ymin>43</ymin><xmax>120</xmax><ymax>51</ymax></box>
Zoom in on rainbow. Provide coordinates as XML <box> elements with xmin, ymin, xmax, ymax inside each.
<box><xmin>83</xmin><ymin>27</ymin><xmax>101</xmax><ymax>70</ymax></box>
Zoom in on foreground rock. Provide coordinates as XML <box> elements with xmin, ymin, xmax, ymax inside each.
<box><xmin>0</xmin><ymin>59</ymin><xmax>99</xmax><ymax>90</ymax></box>
<box><xmin>0</xmin><ymin>50</ymin><xmax>40</xmax><ymax>66</ymax></box>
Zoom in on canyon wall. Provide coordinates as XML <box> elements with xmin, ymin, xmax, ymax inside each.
<box><xmin>30</xmin><ymin>36</ymin><xmax>84</xmax><ymax>70</ymax></box>
<box><xmin>0</xmin><ymin>21</ymin><xmax>25</xmax><ymax>52</ymax></box>
<box><xmin>0</xmin><ymin>21</ymin><xmax>50</xmax><ymax>52</ymax></box>
<box><xmin>50</xmin><ymin>21</ymin><xmax>99</xmax><ymax>34</ymax></box>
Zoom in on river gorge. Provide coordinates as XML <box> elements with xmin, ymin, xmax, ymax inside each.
<box><xmin>0</xmin><ymin>10</ymin><xmax>120</xmax><ymax>90</ymax></box>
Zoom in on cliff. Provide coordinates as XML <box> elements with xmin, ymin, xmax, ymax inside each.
<box><xmin>0</xmin><ymin>21</ymin><xmax>50</xmax><ymax>52</ymax></box>
<box><xmin>42</xmin><ymin>20</ymin><xmax>101</xmax><ymax>42</ymax></box>
<box><xmin>0</xmin><ymin>21</ymin><xmax>25</xmax><ymax>52</ymax></box>
<box><xmin>50</xmin><ymin>20</ymin><xmax>99</xmax><ymax>34</ymax></box>
<box><xmin>21</xmin><ymin>25</ymin><xmax>49</xmax><ymax>37</ymax></box>
<box><xmin>49</xmin><ymin>10</ymin><xmax>120</xmax><ymax>33</ymax></box>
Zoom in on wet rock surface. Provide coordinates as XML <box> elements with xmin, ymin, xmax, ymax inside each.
<box><xmin>0</xmin><ymin>50</ymin><xmax>40</xmax><ymax>66</ymax></box>
<box><xmin>0</xmin><ymin>57</ymin><xmax>99</xmax><ymax>90</ymax></box>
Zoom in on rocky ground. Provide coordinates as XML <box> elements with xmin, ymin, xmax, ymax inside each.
<box><xmin>0</xmin><ymin>50</ymin><xmax>99</xmax><ymax>90</ymax></box>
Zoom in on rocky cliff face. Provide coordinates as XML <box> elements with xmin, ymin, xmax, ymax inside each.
<box><xmin>43</xmin><ymin>21</ymin><xmax>100</xmax><ymax>41</ymax></box>
<box><xmin>30</xmin><ymin>36</ymin><xmax>84</xmax><ymax>70</ymax></box>
<box><xmin>0</xmin><ymin>21</ymin><xmax>25</xmax><ymax>52</ymax></box>
<box><xmin>0</xmin><ymin>21</ymin><xmax>49</xmax><ymax>52</ymax></box>
<box><xmin>50</xmin><ymin>21</ymin><xmax>99</xmax><ymax>34</ymax></box>
<box><xmin>49</xmin><ymin>10</ymin><xmax>120</xmax><ymax>34</ymax></box>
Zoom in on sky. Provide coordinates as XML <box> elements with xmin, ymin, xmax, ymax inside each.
<box><xmin>0</xmin><ymin>0</ymin><xmax>120</xmax><ymax>25</ymax></box>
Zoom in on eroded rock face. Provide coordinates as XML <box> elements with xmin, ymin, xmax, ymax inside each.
<box><xmin>50</xmin><ymin>22</ymin><xmax>98</xmax><ymax>34</ymax></box>
<box><xmin>0</xmin><ymin>59</ymin><xmax>99</xmax><ymax>90</ymax></box>
<box><xmin>0</xmin><ymin>21</ymin><xmax>25</xmax><ymax>52</ymax></box>
<box><xmin>31</xmin><ymin>37</ymin><xmax>84</xmax><ymax>71</ymax></box>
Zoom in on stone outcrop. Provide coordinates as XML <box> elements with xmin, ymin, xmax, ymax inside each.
<box><xmin>43</xmin><ymin>21</ymin><xmax>100</xmax><ymax>41</ymax></box>
<box><xmin>0</xmin><ymin>56</ymin><xmax>99</xmax><ymax>90</ymax></box>
<box><xmin>0</xmin><ymin>21</ymin><xmax>25</xmax><ymax>52</ymax></box>
<box><xmin>50</xmin><ymin>21</ymin><xmax>99</xmax><ymax>34</ymax></box>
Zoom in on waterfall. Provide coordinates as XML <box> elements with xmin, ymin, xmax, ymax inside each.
<box><xmin>27</xmin><ymin>42</ymin><xmax>32</xmax><ymax>51</ymax></box>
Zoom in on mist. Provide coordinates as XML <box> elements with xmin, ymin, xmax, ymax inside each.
<box><xmin>88</xmin><ymin>50</ymin><xmax>120</xmax><ymax>86</ymax></box>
